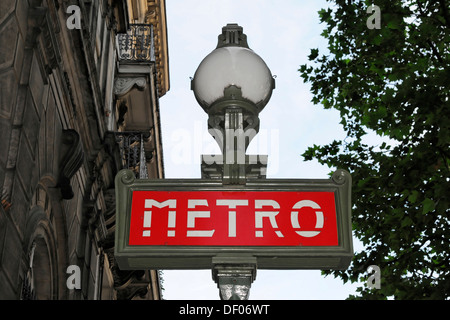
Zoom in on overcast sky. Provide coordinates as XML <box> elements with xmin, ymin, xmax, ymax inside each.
<box><xmin>158</xmin><ymin>0</ymin><xmax>365</xmax><ymax>300</ymax></box>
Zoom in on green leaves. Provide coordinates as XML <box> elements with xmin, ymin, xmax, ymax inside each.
<box><xmin>308</xmin><ymin>48</ymin><xmax>319</xmax><ymax>61</ymax></box>
<box><xmin>301</xmin><ymin>0</ymin><xmax>450</xmax><ymax>300</ymax></box>
<box><xmin>422</xmin><ymin>198</ymin><xmax>435</xmax><ymax>215</ymax></box>
<box><xmin>407</xmin><ymin>190</ymin><xmax>419</xmax><ymax>203</ymax></box>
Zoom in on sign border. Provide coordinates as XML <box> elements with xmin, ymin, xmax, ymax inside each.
<box><xmin>114</xmin><ymin>169</ymin><xmax>353</xmax><ymax>270</ymax></box>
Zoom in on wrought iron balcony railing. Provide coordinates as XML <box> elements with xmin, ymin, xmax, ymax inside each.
<box><xmin>115</xmin><ymin>132</ymin><xmax>149</xmax><ymax>179</ymax></box>
<box><xmin>116</xmin><ymin>24</ymin><xmax>155</xmax><ymax>62</ymax></box>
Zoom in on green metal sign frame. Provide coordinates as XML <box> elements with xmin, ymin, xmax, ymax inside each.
<box><xmin>114</xmin><ymin>169</ymin><xmax>353</xmax><ymax>271</ymax></box>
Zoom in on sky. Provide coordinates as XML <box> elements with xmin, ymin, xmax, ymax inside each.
<box><xmin>157</xmin><ymin>0</ymin><xmax>366</xmax><ymax>300</ymax></box>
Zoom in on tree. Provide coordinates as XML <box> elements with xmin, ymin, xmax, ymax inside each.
<box><xmin>299</xmin><ymin>0</ymin><xmax>449</xmax><ymax>299</ymax></box>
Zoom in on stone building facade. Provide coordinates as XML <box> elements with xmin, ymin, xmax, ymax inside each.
<box><xmin>0</xmin><ymin>0</ymin><xmax>169</xmax><ymax>299</ymax></box>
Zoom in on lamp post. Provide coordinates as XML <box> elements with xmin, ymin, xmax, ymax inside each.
<box><xmin>190</xmin><ymin>24</ymin><xmax>275</xmax><ymax>300</ymax></box>
<box><xmin>191</xmin><ymin>23</ymin><xmax>275</xmax><ymax>185</ymax></box>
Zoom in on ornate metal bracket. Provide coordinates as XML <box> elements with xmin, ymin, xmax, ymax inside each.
<box><xmin>201</xmin><ymin>87</ymin><xmax>268</xmax><ymax>185</ymax></box>
<box><xmin>212</xmin><ymin>257</ymin><xmax>257</xmax><ymax>300</ymax></box>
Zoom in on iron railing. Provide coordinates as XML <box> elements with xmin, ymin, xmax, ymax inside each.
<box><xmin>116</xmin><ymin>24</ymin><xmax>155</xmax><ymax>62</ymax></box>
<box><xmin>115</xmin><ymin>132</ymin><xmax>149</xmax><ymax>179</ymax></box>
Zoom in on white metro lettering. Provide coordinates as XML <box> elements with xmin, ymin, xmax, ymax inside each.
<box><xmin>290</xmin><ymin>200</ymin><xmax>324</xmax><ymax>237</ymax></box>
<box><xmin>255</xmin><ymin>200</ymin><xmax>284</xmax><ymax>238</ymax></box>
<box><xmin>143</xmin><ymin>199</ymin><xmax>177</xmax><ymax>237</ymax></box>
<box><xmin>187</xmin><ymin>199</ymin><xmax>215</xmax><ymax>237</ymax></box>
<box><xmin>139</xmin><ymin>198</ymin><xmax>327</xmax><ymax>239</ymax></box>
<box><xmin>216</xmin><ymin>200</ymin><xmax>249</xmax><ymax>237</ymax></box>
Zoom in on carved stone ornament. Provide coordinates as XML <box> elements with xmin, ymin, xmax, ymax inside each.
<box><xmin>113</xmin><ymin>77</ymin><xmax>147</xmax><ymax>97</ymax></box>
<box><xmin>58</xmin><ymin>129</ymin><xmax>84</xmax><ymax>199</ymax></box>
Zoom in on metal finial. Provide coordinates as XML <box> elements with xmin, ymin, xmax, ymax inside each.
<box><xmin>217</xmin><ymin>23</ymin><xmax>249</xmax><ymax>48</ymax></box>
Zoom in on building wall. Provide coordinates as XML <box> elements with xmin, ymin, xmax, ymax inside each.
<box><xmin>0</xmin><ymin>0</ymin><xmax>167</xmax><ymax>300</ymax></box>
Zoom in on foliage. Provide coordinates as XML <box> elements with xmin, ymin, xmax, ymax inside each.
<box><xmin>299</xmin><ymin>0</ymin><xmax>450</xmax><ymax>299</ymax></box>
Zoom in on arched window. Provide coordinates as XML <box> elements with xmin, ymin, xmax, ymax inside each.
<box><xmin>21</xmin><ymin>207</ymin><xmax>58</xmax><ymax>300</ymax></box>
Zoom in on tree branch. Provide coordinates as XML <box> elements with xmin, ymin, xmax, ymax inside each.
<box><xmin>416</xmin><ymin>1</ymin><xmax>445</xmax><ymax>63</ymax></box>
<box><xmin>438</xmin><ymin>0</ymin><xmax>450</xmax><ymax>27</ymax></box>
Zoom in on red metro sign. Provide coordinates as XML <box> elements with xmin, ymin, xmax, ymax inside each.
<box><xmin>114</xmin><ymin>169</ymin><xmax>353</xmax><ymax>270</ymax></box>
<box><xmin>129</xmin><ymin>191</ymin><xmax>338</xmax><ymax>247</ymax></box>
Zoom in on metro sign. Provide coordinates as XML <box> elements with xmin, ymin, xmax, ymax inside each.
<box><xmin>115</xmin><ymin>169</ymin><xmax>353</xmax><ymax>270</ymax></box>
<box><xmin>129</xmin><ymin>191</ymin><xmax>338</xmax><ymax>246</ymax></box>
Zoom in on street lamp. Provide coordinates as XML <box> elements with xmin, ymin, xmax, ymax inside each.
<box><xmin>190</xmin><ymin>23</ymin><xmax>276</xmax><ymax>299</ymax></box>
<box><xmin>191</xmin><ymin>24</ymin><xmax>275</xmax><ymax>114</ymax></box>
<box><xmin>191</xmin><ymin>24</ymin><xmax>275</xmax><ymax>184</ymax></box>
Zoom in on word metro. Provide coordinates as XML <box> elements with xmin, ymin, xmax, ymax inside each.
<box><xmin>129</xmin><ymin>190</ymin><xmax>339</xmax><ymax>246</ymax></box>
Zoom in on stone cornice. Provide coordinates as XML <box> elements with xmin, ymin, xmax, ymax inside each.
<box><xmin>145</xmin><ymin>0</ymin><xmax>169</xmax><ymax>97</ymax></box>
<box><xmin>125</xmin><ymin>0</ymin><xmax>169</xmax><ymax>97</ymax></box>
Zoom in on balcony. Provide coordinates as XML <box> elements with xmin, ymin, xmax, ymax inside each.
<box><xmin>114</xmin><ymin>24</ymin><xmax>158</xmax><ymax>134</ymax></box>
<box><xmin>112</xmin><ymin>23</ymin><xmax>163</xmax><ymax>181</ymax></box>
<box><xmin>114</xmin><ymin>131</ymin><xmax>150</xmax><ymax>179</ymax></box>
<box><xmin>116</xmin><ymin>24</ymin><xmax>155</xmax><ymax>62</ymax></box>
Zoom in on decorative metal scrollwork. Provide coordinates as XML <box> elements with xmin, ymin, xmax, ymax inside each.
<box><xmin>116</xmin><ymin>24</ymin><xmax>155</xmax><ymax>62</ymax></box>
<box><xmin>115</xmin><ymin>132</ymin><xmax>149</xmax><ymax>179</ymax></box>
